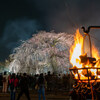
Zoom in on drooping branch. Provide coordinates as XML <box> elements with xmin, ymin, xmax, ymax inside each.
<box><xmin>8</xmin><ymin>31</ymin><xmax>73</xmax><ymax>74</ymax></box>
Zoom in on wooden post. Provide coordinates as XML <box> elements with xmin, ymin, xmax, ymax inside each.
<box><xmin>90</xmin><ymin>83</ymin><xmax>94</xmax><ymax>100</ymax></box>
<box><xmin>87</xmin><ymin>69</ymin><xmax>90</xmax><ymax>84</ymax></box>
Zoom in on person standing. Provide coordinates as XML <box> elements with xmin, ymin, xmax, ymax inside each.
<box><xmin>0</xmin><ymin>73</ymin><xmax>3</xmax><ymax>92</ymax></box>
<box><xmin>38</xmin><ymin>73</ymin><xmax>45</xmax><ymax>100</ymax></box>
<box><xmin>16</xmin><ymin>73</ymin><xmax>30</xmax><ymax>100</ymax></box>
<box><xmin>45</xmin><ymin>71</ymin><xmax>52</xmax><ymax>91</ymax></box>
<box><xmin>2</xmin><ymin>71</ymin><xmax>8</xmax><ymax>93</ymax></box>
<box><xmin>9</xmin><ymin>73</ymin><xmax>18</xmax><ymax>100</ymax></box>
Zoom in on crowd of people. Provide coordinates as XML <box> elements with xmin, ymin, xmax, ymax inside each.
<box><xmin>1</xmin><ymin>71</ymin><xmax>100</xmax><ymax>100</ymax></box>
<box><xmin>0</xmin><ymin>71</ymin><xmax>72</xmax><ymax>100</ymax></box>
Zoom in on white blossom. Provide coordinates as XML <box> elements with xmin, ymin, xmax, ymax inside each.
<box><xmin>9</xmin><ymin>31</ymin><xmax>73</xmax><ymax>74</ymax></box>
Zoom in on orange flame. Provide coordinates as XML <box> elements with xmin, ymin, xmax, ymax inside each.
<box><xmin>70</xmin><ymin>29</ymin><xmax>83</xmax><ymax>68</ymax></box>
<box><xmin>70</xmin><ymin>29</ymin><xmax>100</xmax><ymax>82</ymax></box>
<box><xmin>92</xmin><ymin>45</ymin><xmax>100</xmax><ymax>60</ymax></box>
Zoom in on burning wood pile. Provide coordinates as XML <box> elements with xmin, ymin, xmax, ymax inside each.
<box><xmin>69</xmin><ymin>26</ymin><xmax>100</xmax><ymax>100</ymax></box>
<box><xmin>70</xmin><ymin>26</ymin><xmax>100</xmax><ymax>83</ymax></box>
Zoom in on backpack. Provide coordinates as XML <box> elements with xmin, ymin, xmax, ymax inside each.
<box><xmin>3</xmin><ymin>77</ymin><xmax>6</xmax><ymax>82</ymax></box>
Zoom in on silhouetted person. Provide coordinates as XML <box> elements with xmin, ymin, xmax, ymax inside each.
<box><xmin>45</xmin><ymin>71</ymin><xmax>52</xmax><ymax>91</ymax></box>
<box><xmin>38</xmin><ymin>73</ymin><xmax>45</xmax><ymax>100</ymax></box>
<box><xmin>17</xmin><ymin>73</ymin><xmax>30</xmax><ymax>100</ymax></box>
<box><xmin>0</xmin><ymin>73</ymin><xmax>3</xmax><ymax>92</ymax></box>
<box><xmin>9</xmin><ymin>73</ymin><xmax>18</xmax><ymax>100</ymax></box>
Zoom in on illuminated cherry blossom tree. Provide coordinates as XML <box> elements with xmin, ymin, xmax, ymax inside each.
<box><xmin>8</xmin><ymin>31</ymin><xmax>73</xmax><ymax>74</ymax></box>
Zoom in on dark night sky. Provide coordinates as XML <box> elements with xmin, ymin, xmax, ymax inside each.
<box><xmin>0</xmin><ymin>0</ymin><xmax>100</xmax><ymax>61</ymax></box>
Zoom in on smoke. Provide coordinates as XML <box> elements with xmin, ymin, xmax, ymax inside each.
<box><xmin>1</xmin><ymin>0</ymin><xmax>100</xmax><ymax>61</ymax></box>
<box><xmin>0</xmin><ymin>18</ymin><xmax>41</xmax><ymax>61</ymax></box>
<box><xmin>31</xmin><ymin>0</ymin><xmax>100</xmax><ymax>33</ymax></box>
<box><xmin>31</xmin><ymin>0</ymin><xmax>100</xmax><ymax>50</ymax></box>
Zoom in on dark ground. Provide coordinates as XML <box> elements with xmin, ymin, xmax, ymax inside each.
<box><xmin>0</xmin><ymin>90</ymin><xmax>70</xmax><ymax>100</ymax></box>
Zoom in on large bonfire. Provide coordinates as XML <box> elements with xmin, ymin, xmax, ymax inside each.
<box><xmin>8</xmin><ymin>31</ymin><xmax>73</xmax><ymax>74</ymax></box>
<box><xmin>70</xmin><ymin>29</ymin><xmax>100</xmax><ymax>82</ymax></box>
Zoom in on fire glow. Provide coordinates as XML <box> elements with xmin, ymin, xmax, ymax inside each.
<box><xmin>70</xmin><ymin>29</ymin><xmax>100</xmax><ymax>82</ymax></box>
